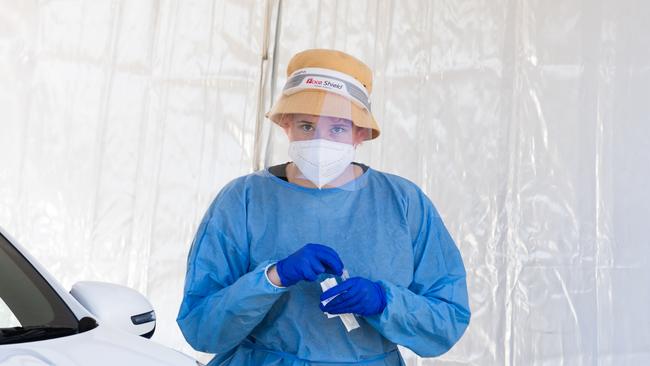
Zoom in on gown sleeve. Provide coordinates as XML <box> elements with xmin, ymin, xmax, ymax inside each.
<box><xmin>176</xmin><ymin>178</ymin><xmax>288</xmax><ymax>354</ymax></box>
<box><xmin>364</xmin><ymin>186</ymin><xmax>471</xmax><ymax>357</ymax></box>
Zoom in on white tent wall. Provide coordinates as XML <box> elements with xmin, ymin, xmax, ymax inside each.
<box><xmin>1</xmin><ymin>1</ymin><xmax>649</xmax><ymax>365</ymax></box>
<box><xmin>0</xmin><ymin>0</ymin><xmax>266</xmax><ymax>362</ymax></box>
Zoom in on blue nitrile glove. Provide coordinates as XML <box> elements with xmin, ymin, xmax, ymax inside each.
<box><xmin>276</xmin><ymin>243</ymin><xmax>344</xmax><ymax>287</ymax></box>
<box><xmin>319</xmin><ymin>277</ymin><xmax>387</xmax><ymax>316</ymax></box>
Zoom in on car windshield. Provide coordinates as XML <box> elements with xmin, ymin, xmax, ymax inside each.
<box><xmin>0</xmin><ymin>232</ymin><xmax>80</xmax><ymax>344</ymax></box>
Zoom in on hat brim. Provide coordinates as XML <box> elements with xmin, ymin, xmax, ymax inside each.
<box><xmin>266</xmin><ymin>90</ymin><xmax>380</xmax><ymax>140</ymax></box>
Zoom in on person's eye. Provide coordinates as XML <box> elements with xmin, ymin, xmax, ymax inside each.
<box><xmin>299</xmin><ymin>123</ymin><xmax>315</xmax><ymax>132</ymax></box>
<box><xmin>331</xmin><ymin>126</ymin><xmax>347</xmax><ymax>134</ymax></box>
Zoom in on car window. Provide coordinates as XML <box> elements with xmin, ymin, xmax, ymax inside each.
<box><xmin>0</xmin><ymin>298</ymin><xmax>21</xmax><ymax>328</ymax></box>
<box><xmin>0</xmin><ymin>232</ymin><xmax>80</xmax><ymax>343</ymax></box>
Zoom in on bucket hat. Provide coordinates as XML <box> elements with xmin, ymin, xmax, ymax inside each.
<box><xmin>266</xmin><ymin>49</ymin><xmax>380</xmax><ymax>139</ymax></box>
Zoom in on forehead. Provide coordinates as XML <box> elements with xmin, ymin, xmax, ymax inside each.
<box><xmin>289</xmin><ymin>114</ymin><xmax>353</xmax><ymax>126</ymax></box>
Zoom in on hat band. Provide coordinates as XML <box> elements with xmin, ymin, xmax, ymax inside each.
<box><xmin>282</xmin><ymin>67</ymin><xmax>371</xmax><ymax>112</ymax></box>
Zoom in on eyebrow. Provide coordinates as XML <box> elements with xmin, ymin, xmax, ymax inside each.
<box><xmin>295</xmin><ymin>119</ymin><xmax>352</xmax><ymax>127</ymax></box>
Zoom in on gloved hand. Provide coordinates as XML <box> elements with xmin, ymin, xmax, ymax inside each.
<box><xmin>276</xmin><ymin>243</ymin><xmax>344</xmax><ymax>286</ymax></box>
<box><xmin>319</xmin><ymin>277</ymin><xmax>387</xmax><ymax>316</ymax></box>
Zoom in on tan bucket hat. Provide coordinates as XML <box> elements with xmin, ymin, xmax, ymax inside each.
<box><xmin>266</xmin><ymin>49</ymin><xmax>381</xmax><ymax>139</ymax></box>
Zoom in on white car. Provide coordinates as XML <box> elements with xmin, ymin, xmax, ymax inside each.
<box><xmin>0</xmin><ymin>227</ymin><xmax>202</xmax><ymax>365</ymax></box>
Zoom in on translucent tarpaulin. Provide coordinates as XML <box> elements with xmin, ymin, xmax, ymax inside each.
<box><xmin>1</xmin><ymin>1</ymin><xmax>649</xmax><ymax>364</ymax></box>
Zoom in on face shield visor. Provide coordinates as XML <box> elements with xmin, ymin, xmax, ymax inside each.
<box><xmin>266</xmin><ymin>67</ymin><xmax>379</xmax><ymax>190</ymax></box>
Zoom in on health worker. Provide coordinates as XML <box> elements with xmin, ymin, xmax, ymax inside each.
<box><xmin>177</xmin><ymin>49</ymin><xmax>471</xmax><ymax>365</ymax></box>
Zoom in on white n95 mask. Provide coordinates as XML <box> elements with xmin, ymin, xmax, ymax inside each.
<box><xmin>288</xmin><ymin>139</ymin><xmax>355</xmax><ymax>188</ymax></box>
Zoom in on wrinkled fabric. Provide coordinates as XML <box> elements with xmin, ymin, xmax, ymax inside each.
<box><xmin>177</xmin><ymin>166</ymin><xmax>470</xmax><ymax>365</ymax></box>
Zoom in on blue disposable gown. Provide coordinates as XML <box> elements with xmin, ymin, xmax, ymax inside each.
<box><xmin>177</xmin><ymin>166</ymin><xmax>470</xmax><ymax>365</ymax></box>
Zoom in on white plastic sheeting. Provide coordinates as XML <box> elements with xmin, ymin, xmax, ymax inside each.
<box><xmin>1</xmin><ymin>1</ymin><xmax>649</xmax><ymax>365</ymax></box>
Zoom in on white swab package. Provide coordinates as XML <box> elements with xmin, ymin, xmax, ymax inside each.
<box><xmin>320</xmin><ymin>269</ymin><xmax>360</xmax><ymax>332</ymax></box>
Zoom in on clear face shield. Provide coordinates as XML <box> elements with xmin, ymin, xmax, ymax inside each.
<box><xmin>266</xmin><ymin>67</ymin><xmax>375</xmax><ymax>190</ymax></box>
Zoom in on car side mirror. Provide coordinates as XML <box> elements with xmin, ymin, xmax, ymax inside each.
<box><xmin>70</xmin><ymin>281</ymin><xmax>156</xmax><ymax>339</ymax></box>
